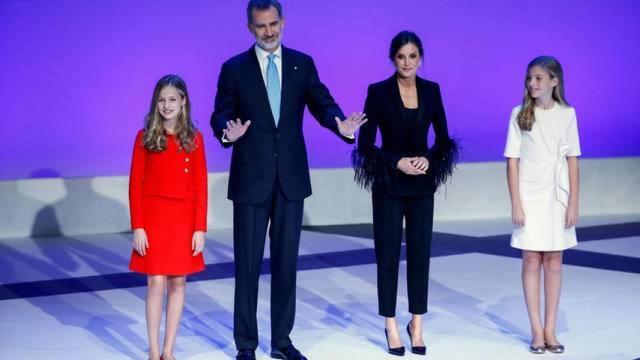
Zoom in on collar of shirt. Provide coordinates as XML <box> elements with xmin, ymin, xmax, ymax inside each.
<box><xmin>254</xmin><ymin>44</ymin><xmax>282</xmax><ymax>86</ymax></box>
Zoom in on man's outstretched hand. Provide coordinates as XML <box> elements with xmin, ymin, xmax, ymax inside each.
<box><xmin>336</xmin><ymin>112</ymin><xmax>367</xmax><ymax>137</ymax></box>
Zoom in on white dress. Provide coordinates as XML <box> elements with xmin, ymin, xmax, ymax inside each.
<box><xmin>504</xmin><ymin>103</ymin><xmax>581</xmax><ymax>251</ymax></box>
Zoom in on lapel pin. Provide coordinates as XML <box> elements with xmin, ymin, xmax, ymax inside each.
<box><xmin>294</xmin><ymin>66</ymin><xmax>298</xmax><ymax>70</ymax></box>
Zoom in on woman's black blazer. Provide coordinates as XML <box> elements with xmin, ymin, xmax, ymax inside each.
<box><xmin>353</xmin><ymin>75</ymin><xmax>458</xmax><ymax>196</ymax></box>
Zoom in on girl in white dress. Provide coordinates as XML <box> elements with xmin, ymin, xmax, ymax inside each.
<box><xmin>504</xmin><ymin>56</ymin><xmax>581</xmax><ymax>354</ymax></box>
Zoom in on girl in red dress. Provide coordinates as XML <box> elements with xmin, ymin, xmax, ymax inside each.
<box><xmin>129</xmin><ymin>75</ymin><xmax>207</xmax><ymax>360</ymax></box>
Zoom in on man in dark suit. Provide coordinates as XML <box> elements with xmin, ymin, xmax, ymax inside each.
<box><xmin>210</xmin><ymin>1</ymin><xmax>366</xmax><ymax>359</ymax></box>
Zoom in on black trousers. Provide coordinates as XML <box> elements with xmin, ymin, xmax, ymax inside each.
<box><xmin>372</xmin><ymin>193</ymin><xmax>434</xmax><ymax>317</ymax></box>
<box><xmin>232</xmin><ymin>182</ymin><xmax>304</xmax><ymax>350</ymax></box>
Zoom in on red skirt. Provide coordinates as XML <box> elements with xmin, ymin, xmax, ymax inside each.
<box><xmin>129</xmin><ymin>195</ymin><xmax>205</xmax><ymax>275</ymax></box>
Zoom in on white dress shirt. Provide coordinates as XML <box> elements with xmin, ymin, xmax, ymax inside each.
<box><xmin>255</xmin><ymin>44</ymin><xmax>282</xmax><ymax>87</ymax></box>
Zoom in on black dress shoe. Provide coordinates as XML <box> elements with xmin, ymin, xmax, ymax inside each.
<box><xmin>270</xmin><ymin>343</ymin><xmax>307</xmax><ymax>360</ymax></box>
<box><xmin>406</xmin><ymin>322</ymin><xmax>427</xmax><ymax>355</ymax></box>
<box><xmin>236</xmin><ymin>349</ymin><xmax>256</xmax><ymax>360</ymax></box>
<box><xmin>384</xmin><ymin>328</ymin><xmax>405</xmax><ymax>356</ymax></box>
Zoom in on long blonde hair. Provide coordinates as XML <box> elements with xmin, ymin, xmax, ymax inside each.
<box><xmin>143</xmin><ymin>75</ymin><xmax>197</xmax><ymax>152</ymax></box>
<box><xmin>517</xmin><ymin>56</ymin><xmax>569</xmax><ymax>131</ymax></box>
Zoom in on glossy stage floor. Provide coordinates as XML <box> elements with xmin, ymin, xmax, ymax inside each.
<box><xmin>1</xmin><ymin>216</ymin><xmax>639</xmax><ymax>360</ymax></box>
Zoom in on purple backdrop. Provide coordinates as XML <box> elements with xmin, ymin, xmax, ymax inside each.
<box><xmin>2</xmin><ymin>0</ymin><xmax>639</xmax><ymax>180</ymax></box>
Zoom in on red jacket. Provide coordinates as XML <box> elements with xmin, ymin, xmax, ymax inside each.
<box><xmin>129</xmin><ymin>130</ymin><xmax>208</xmax><ymax>231</ymax></box>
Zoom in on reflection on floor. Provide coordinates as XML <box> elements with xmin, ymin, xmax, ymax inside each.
<box><xmin>1</xmin><ymin>216</ymin><xmax>639</xmax><ymax>360</ymax></box>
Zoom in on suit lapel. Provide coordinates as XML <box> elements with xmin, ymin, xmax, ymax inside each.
<box><xmin>414</xmin><ymin>77</ymin><xmax>427</xmax><ymax>130</ymax></box>
<box><xmin>242</xmin><ymin>47</ymin><xmax>277</xmax><ymax>129</ymax></box>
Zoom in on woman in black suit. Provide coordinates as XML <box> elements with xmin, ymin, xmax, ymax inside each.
<box><xmin>352</xmin><ymin>31</ymin><xmax>458</xmax><ymax>356</ymax></box>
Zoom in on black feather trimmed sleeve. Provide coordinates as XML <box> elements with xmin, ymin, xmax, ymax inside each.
<box><xmin>351</xmin><ymin>85</ymin><xmax>400</xmax><ymax>191</ymax></box>
<box><xmin>427</xmin><ymin>83</ymin><xmax>460</xmax><ymax>189</ymax></box>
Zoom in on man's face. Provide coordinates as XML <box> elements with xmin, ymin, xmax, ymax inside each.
<box><xmin>248</xmin><ymin>6</ymin><xmax>285</xmax><ymax>52</ymax></box>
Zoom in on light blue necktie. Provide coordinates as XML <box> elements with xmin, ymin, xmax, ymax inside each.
<box><xmin>266</xmin><ymin>53</ymin><xmax>281</xmax><ymax>126</ymax></box>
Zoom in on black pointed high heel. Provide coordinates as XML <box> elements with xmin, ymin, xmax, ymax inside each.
<box><xmin>406</xmin><ymin>321</ymin><xmax>427</xmax><ymax>355</ymax></box>
<box><xmin>384</xmin><ymin>328</ymin><xmax>405</xmax><ymax>356</ymax></box>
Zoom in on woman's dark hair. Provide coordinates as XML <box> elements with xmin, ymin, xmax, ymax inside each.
<box><xmin>389</xmin><ymin>31</ymin><xmax>424</xmax><ymax>60</ymax></box>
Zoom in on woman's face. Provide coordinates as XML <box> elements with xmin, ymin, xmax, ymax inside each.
<box><xmin>527</xmin><ymin>66</ymin><xmax>558</xmax><ymax>100</ymax></box>
<box><xmin>393</xmin><ymin>43</ymin><xmax>421</xmax><ymax>79</ymax></box>
<box><xmin>156</xmin><ymin>86</ymin><xmax>185</xmax><ymax>122</ymax></box>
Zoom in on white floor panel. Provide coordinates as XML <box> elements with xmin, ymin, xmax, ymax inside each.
<box><xmin>1</xmin><ymin>248</ymin><xmax>639</xmax><ymax>360</ymax></box>
<box><xmin>575</xmin><ymin>236</ymin><xmax>640</xmax><ymax>258</ymax></box>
